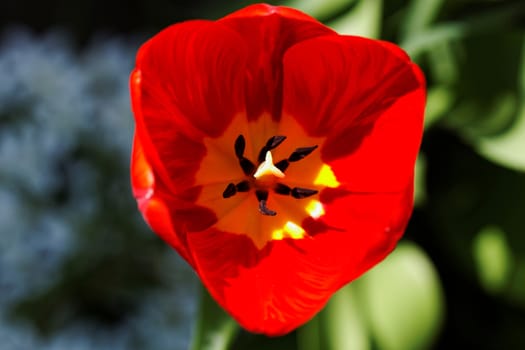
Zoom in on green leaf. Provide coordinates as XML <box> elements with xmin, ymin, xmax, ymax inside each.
<box><xmin>425</xmin><ymin>86</ymin><xmax>455</xmax><ymax>129</ymax></box>
<box><xmin>509</xmin><ymin>259</ymin><xmax>525</xmax><ymax>307</ymax></box>
<box><xmin>400</xmin><ymin>0</ymin><xmax>445</xmax><ymax>40</ymax></box>
<box><xmin>426</xmin><ymin>42</ymin><xmax>460</xmax><ymax>85</ymax></box>
<box><xmin>319</xmin><ymin>284</ymin><xmax>370</xmax><ymax>350</ymax></box>
<box><xmin>190</xmin><ymin>285</ymin><xmax>239</xmax><ymax>350</ymax></box>
<box><xmin>297</xmin><ymin>284</ymin><xmax>370</xmax><ymax>350</ymax></box>
<box><xmin>360</xmin><ymin>242</ymin><xmax>444</xmax><ymax>350</ymax></box>
<box><xmin>414</xmin><ymin>153</ymin><xmax>427</xmax><ymax>207</ymax></box>
<box><xmin>472</xmin><ymin>226</ymin><xmax>513</xmax><ymax>294</ymax></box>
<box><xmin>473</xmin><ymin>36</ymin><xmax>525</xmax><ymax>171</ymax></box>
<box><xmin>451</xmin><ymin>92</ymin><xmax>519</xmax><ymax>138</ymax></box>
<box><xmin>296</xmin><ymin>313</ymin><xmax>322</xmax><ymax>350</ymax></box>
<box><xmin>401</xmin><ymin>2</ymin><xmax>525</xmax><ymax>57</ymax></box>
<box><xmin>474</xmin><ymin>103</ymin><xmax>525</xmax><ymax>171</ymax></box>
<box><xmin>328</xmin><ymin>0</ymin><xmax>382</xmax><ymax>38</ymax></box>
<box><xmin>283</xmin><ymin>0</ymin><xmax>357</xmax><ymax>21</ymax></box>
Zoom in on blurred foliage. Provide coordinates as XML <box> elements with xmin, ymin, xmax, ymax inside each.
<box><xmin>1</xmin><ymin>0</ymin><xmax>525</xmax><ymax>349</ymax></box>
<box><xmin>0</xmin><ymin>29</ymin><xmax>197</xmax><ymax>349</ymax></box>
<box><xmin>190</xmin><ymin>289</ymin><xmax>238</xmax><ymax>350</ymax></box>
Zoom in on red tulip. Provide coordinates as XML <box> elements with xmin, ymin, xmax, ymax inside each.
<box><xmin>130</xmin><ymin>3</ymin><xmax>425</xmax><ymax>336</ymax></box>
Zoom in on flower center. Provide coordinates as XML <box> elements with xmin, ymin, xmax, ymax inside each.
<box><xmin>222</xmin><ymin>134</ymin><xmax>319</xmax><ymax>216</ymax></box>
<box><xmin>194</xmin><ymin>113</ymin><xmax>340</xmax><ymax>248</ymax></box>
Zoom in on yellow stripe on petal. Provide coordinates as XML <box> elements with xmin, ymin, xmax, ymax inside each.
<box><xmin>285</xmin><ymin>221</ymin><xmax>305</xmax><ymax>238</ymax></box>
<box><xmin>305</xmin><ymin>200</ymin><xmax>325</xmax><ymax>219</ymax></box>
<box><xmin>314</xmin><ymin>164</ymin><xmax>340</xmax><ymax>188</ymax></box>
<box><xmin>272</xmin><ymin>229</ymin><xmax>284</xmax><ymax>240</ymax></box>
<box><xmin>272</xmin><ymin>221</ymin><xmax>306</xmax><ymax>240</ymax></box>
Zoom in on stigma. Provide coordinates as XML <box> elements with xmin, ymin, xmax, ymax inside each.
<box><xmin>253</xmin><ymin>151</ymin><xmax>285</xmax><ymax>179</ymax></box>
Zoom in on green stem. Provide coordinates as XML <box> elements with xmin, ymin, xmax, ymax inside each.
<box><xmin>190</xmin><ymin>285</ymin><xmax>239</xmax><ymax>350</ymax></box>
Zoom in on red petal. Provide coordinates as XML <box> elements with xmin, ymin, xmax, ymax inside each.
<box><xmin>142</xmin><ymin>188</ymin><xmax>217</xmax><ymax>267</ymax></box>
<box><xmin>282</xmin><ymin>35</ymin><xmax>425</xmax><ymax>192</ymax></box>
<box><xmin>219</xmin><ymin>4</ymin><xmax>335</xmax><ymax>121</ymax></box>
<box><xmin>221</xmin><ymin>3</ymin><xmax>327</xmax><ymax>22</ymax></box>
<box><xmin>131</xmin><ymin>131</ymin><xmax>154</xmax><ymax>205</ymax></box>
<box><xmin>131</xmin><ymin>132</ymin><xmax>191</xmax><ymax>264</ymax></box>
<box><xmin>131</xmin><ymin>20</ymin><xmax>249</xmax><ymax>194</ymax></box>
<box><xmin>185</xmin><ymin>184</ymin><xmax>413</xmax><ymax>335</ymax></box>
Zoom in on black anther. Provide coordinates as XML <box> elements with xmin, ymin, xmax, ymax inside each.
<box><xmin>255</xmin><ymin>190</ymin><xmax>269</xmax><ymax>201</ymax></box>
<box><xmin>234</xmin><ymin>135</ymin><xmax>246</xmax><ymax>159</ymax></box>
<box><xmin>236</xmin><ymin>181</ymin><xmax>250</xmax><ymax>192</ymax></box>
<box><xmin>275</xmin><ymin>159</ymin><xmax>290</xmax><ymax>172</ymax></box>
<box><xmin>239</xmin><ymin>157</ymin><xmax>255</xmax><ymax>176</ymax></box>
<box><xmin>258</xmin><ymin>135</ymin><xmax>287</xmax><ymax>163</ymax></box>
<box><xmin>255</xmin><ymin>190</ymin><xmax>277</xmax><ymax>216</ymax></box>
<box><xmin>291</xmin><ymin>187</ymin><xmax>318</xmax><ymax>199</ymax></box>
<box><xmin>274</xmin><ymin>183</ymin><xmax>291</xmax><ymax>195</ymax></box>
<box><xmin>266</xmin><ymin>135</ymin><xmax>287</xmax><ymax>150</ymax></box>
<box><xmin>222</xmin><ymin>183</ymin><xmax>237</xmax><ymax>198</ymax></box>
<box><xmin>259</xmin><ymin>200</ymin><xmax>277</xmax><ymax>216</ymax></box>
<box><xmin>289</xmin><ymin>145</ymin><xmax>318</xmax><ymax>162</ymax></box>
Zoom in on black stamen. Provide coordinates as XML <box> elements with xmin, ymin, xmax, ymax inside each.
<box><xmin>291</xmin><ymin>187</ymin><xmax>318</xmax><ymax>199</ymax></box>
<box><xmin>255</xmin><ymin>189</ymin><xmax>269</xmax><ymax>201</ymax></box>
<box><xmin>289</xmin><ymin>145</ymin><xmax>318</xmax><ymax>162</ymax></box>
<box><xmin>222</xmin><ymin>183</ymin><xmax>237</xmax><ymax>198</ymax></box>
<box><xmin>256</xmin><ymin>190</ymin><xmax>276</xmax><ymax>216</ymax></box>
<box><xmin>266</xmin><ymin>135</ymin><xmax>287</xmax><ymax>150</ymax></box>
<box><xmin>258</xmin><ymin>135</ymin><xmax>287</xmax><ymax>163</ymax></box>
<box><xmin>259</xmin><ymin>200</ymin><xmax>277</xmax><ymax>216</ymax></box>
<box><xmin>275</xmin><ymin>159</ymin><xmax>290</xmax><ymax>172</ymax></box>
<box><xmin>235</xmin><ymin>181</ymin><xmax>250</xmax><ymax>192</ymax></box>
<box><xmin>227</xmin><ymin>134</ymin><xmax>318</xmax><ymax>212</ymax></box>
<box><xmin>239</xmin><ymin>157</ymin><xmax>255</xmax><ymax>176</ymax></box>
<box><xmin>274</xmin><ymin>183</ymin><xmax>291</xmax><ymax>195</ymax></box>
<box><xmin>234</xmin><ymin>135</ymin><xmax>246</xmax><ymax>159</ymax></box>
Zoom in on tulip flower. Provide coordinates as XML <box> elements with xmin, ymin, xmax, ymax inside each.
<box><xmin>130</xmin><ymin>3</ymin><xmax>425</xmax><ymax>336</ymax></box>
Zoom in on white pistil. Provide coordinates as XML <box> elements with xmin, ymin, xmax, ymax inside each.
<box><xmin>253</xmin><ymin>151</ymin><xmax>285</xmax><ymax>179</ymax></box>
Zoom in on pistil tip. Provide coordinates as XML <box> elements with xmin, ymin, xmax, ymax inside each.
<box><xmin>254</xmin><ymin>151</ymin><xmax>285</xmax><ymax>179</ymax></box>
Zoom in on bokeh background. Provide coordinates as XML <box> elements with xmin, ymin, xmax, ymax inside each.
<box><xmin>1</xmin><ymin>0</ymin><xmax>524</xmax><ymax>349</ymax></box>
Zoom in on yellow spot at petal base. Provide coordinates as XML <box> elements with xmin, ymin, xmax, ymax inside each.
<box><xmin>314</xmin><ymin>164</ymin><xmax>340</xmax><ymax>188</ymax></box>
<box><xmin>305</xmin><ymin>200</ymin><xmax>325</xmax><ymax>219</ymax></box>
<box><xmin>285</xmin><ymin>221</ymin><xmax>306</xmax><ymax>238</ymax></box>
<box><xmin>272</xmin><ymin>221</ymin><xmax>306</xmax><ymax>240</ymax></box>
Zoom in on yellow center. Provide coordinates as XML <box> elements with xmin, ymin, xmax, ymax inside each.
<box><xmin>194</xmin><ymin>113</ymin><xmax>339</xmax><ymax>249</ymax></box>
